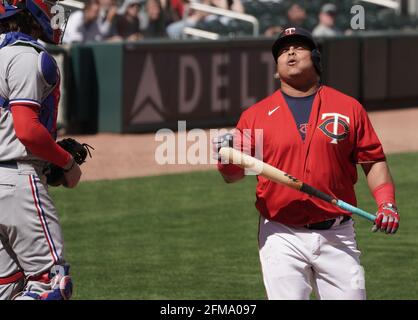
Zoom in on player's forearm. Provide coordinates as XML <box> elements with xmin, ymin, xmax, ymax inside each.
<box><xmin>11</xmin><ymin>105</ymin><xmax>71</xmax><ymax>168</ymax></box>
<box><xmin>363</xmin><ymin>161</ymin><xmax>394</xmax><ymax>191</ymax></box>
<box><xmin>363</xmin><ymin>161</ymin><xmax>396</xmax><ymax>205</ymax></box>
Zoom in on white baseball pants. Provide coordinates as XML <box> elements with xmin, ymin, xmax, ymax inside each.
<box><xmin>0</xmin><ymin>162</ymin><xmax>66</xmax><ymax>299</ymax></box>
<box><xmin>258</xmin><ymin>216</ymin><xmax>366</xmax><ymax>300</ymax></box>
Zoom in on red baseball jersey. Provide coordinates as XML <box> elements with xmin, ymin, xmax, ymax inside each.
<box><xmin>218</xmin><ymin>85</ymin><xmax>385</xmax><ymax>226</ymax></box>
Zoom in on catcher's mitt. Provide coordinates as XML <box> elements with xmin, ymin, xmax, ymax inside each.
<box><xmin>44</xmin><ymin>138</ymin><xmax>94</xmax><ymax>187</ymax></box>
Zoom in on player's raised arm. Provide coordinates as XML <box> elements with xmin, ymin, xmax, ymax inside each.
<box><xmin>213</xmin><ymin>105</ymin><xmax>257</xmax><ymax>183</ymax></box>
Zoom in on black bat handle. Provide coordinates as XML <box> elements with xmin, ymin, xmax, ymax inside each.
<box><xmin>300</xmin><ymin>183</ymin><xmax>335</xmax><ymax>204</ymax></box>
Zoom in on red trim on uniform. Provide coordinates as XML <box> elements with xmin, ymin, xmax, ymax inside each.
<box><xmin>28</xmin><ymin>272</ymin><xmax>51</xmax><ymax>284</ymax></box>
<box><xmin>0</xmin><ymin>271</ymin><xmax>24</xmax><ymax>285</ymax></box>
<box><xmin>29</xmin><ymin>176</ymin><xmax>57</xmax><ymax>264</ymax></box>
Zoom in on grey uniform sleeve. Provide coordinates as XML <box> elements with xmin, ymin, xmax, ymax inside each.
<box><xmin>7</xmin><ymin>52</ymin><xmax>46</xmax><ymax>107</ymax></box>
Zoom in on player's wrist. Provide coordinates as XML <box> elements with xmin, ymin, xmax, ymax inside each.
<box><xmin>63</xmin><ymin>157</ymin><xmax>75</xmax><ymax>172</ymax></box>
<box><xmin>372</xmin><ymin>182</ymin><xmax>396</xmax><ymax>207</ymax></box>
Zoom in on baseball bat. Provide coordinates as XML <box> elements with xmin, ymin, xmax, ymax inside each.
<box><xmin>219</xmin><ymin>147</ymin><xmax>376</xmax><ymax>222</ymax></box>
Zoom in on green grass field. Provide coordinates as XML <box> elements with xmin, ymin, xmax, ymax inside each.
<box><xmin>51</xmin><ymin>152</ymin><xmax>418</xmax><ymax>300</ymax></box>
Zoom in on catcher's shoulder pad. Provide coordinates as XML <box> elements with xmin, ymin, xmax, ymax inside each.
<box><xmin>38</xmin><ymin>51</ymin><xmax>58</xmax><ymax>87</ymax></box>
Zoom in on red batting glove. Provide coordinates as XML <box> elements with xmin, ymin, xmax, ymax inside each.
<box><xmin>372</xmin><ymin>202</ymin><xmax>400</xmax><ymax>234</ymax></box>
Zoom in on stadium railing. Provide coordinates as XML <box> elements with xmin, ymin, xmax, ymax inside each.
<box><xmin>182</xmin><ymin>2</ymin><xmax>260</xmax><ymax>39</ymax></box>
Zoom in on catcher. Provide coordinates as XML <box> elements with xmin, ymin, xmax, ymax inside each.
<box><xmin>0</xmin><ymin>0</ymin><xmax>90</xmax><ymax>299</ymax></box>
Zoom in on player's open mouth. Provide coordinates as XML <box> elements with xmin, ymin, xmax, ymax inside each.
<box><xmin>287</xmin><ymin>59</ymin><xmax>297</xmax><ymax>66</ymax></box>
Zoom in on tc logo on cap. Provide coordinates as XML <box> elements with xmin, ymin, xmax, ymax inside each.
<box><xmin>284</xmin><ymin>28</ymin><xmax>296</xmax><ymax>35</ymax></box>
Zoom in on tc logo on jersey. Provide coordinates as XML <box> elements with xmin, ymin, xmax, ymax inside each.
<box><xmin>318</xmin><ymin>113</ymin><xmax>350</xmax><ymax>144</ymax></box>
<box><xmin>299</xmin><ymin>123</ymin><xmax>308</xmax><ymax>135</ymax></box>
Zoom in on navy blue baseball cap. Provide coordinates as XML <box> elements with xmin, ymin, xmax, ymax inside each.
<box><xmin>272</xmin><ymin>26</ymin><xmax>319</xmax><ymax>62</ymax></box>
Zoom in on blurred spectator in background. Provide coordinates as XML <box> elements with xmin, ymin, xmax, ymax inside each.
<box><xmin>285</xmin><ymin>3</ymin><xmax>308</xmax><ymax>28</ymax></box>
<box><xmin>312</xmin><ymin>3</ymin><xmax>342</xmax><ymax>37</ymax></box>
<box><xmin>167</xmin><ymin>0</ymin><xmax>209</xmax><ymax>39</ymax></box>
<box><xmin>169</xmin><ymin>0</ymin><xmax>185</xmax><ymax>18</ymax></box>
<box><xmin>142</xmin><ymin>0</ymin><xmax>169</xmax><ymax>38</ymax></box>
<box><xmin>138</xmin><ymin>0</ymin><xmax>180</xmax><ymax>31</ymax></box>
<box><xmin>115</xmin><ymin>0</ymin><xmax>143</xmax><ymax>41</ymax></box>
<box><xmin>160</xmin><ymin>0</ymin><xmax>183</xmax><ymax>23</ymax></box>
<box><xmin>264</xmin><ymin>2</ymin><xmax>308</xmax><ymax>37</ymax></box>
<box><xmin>205</xmin><ymin>0</ymin><xmax>244</xmax><ymax>22</ymax></box>
<box><xmin>167</xmin><ymin>0</ymin><xmax>244</xmax><ymax>39</ymax></box>
<box><xmin>264</xmin><ymin>24</ymin><xmax>283</xmax><ymax>37</ymax></box>
<box><xmin>63</xmin><ymin>0</ymin><xmax>104</xmax><ymax>43</ymax></box>
<box><xmin>97</xmin><ymin>0</ymin><xmax>120</xmax><ymax>40</ymax></box>
<box><xmin>212</xmin><ymin>0</ymin><xmax>244</xmax><ymax>12</ymax></box>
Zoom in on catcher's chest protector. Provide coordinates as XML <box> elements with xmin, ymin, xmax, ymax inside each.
<box><xmin>36</xmin><ymin>50</ymin><xmax>61</xmax><ymax>140</ymax></box>
<box><xmin>39</xmin><ymin>78</ymin><xmax>60</xmax><ymax>140</ymax></box>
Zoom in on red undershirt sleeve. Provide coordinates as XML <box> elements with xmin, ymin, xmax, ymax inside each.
<box><xmin>11</xmin><ymin>104</ymin><xmax>71</xmax><ymax>168</ymax></box>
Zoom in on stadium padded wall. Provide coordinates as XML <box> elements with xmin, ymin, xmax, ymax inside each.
<box><xmin>122</xmin><ymin>39</ymin><xmax>278</xmax><ymax>133</ymax></box>
<box><xmin>68</xmin><ymin>43</ymin><xmax>123</xmax><ymax>133</ymax></box>
<box><xmin>68</xmin><ymin>45</ymin><xmax>99</xmax><ymax>133</ymax></box>
<box><xmin>92</xmin><ymin>43</ymin><xmax>124</xmax><ymax>133</ymax></box>
<box><xmin>66</xmin><ymin>34</ymin><xmax>418</xmax><ymax>134</ymax></box>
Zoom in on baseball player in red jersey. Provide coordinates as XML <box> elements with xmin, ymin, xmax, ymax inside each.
<box><xmin>0</xmin><ymin>0</ymin><xmax>80</xmax><ymax>299</ymax></box>
<box><xmin>213</xmin><ymin>27</ymin><xmax>399</xmax><ymax>300</ymax></box>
